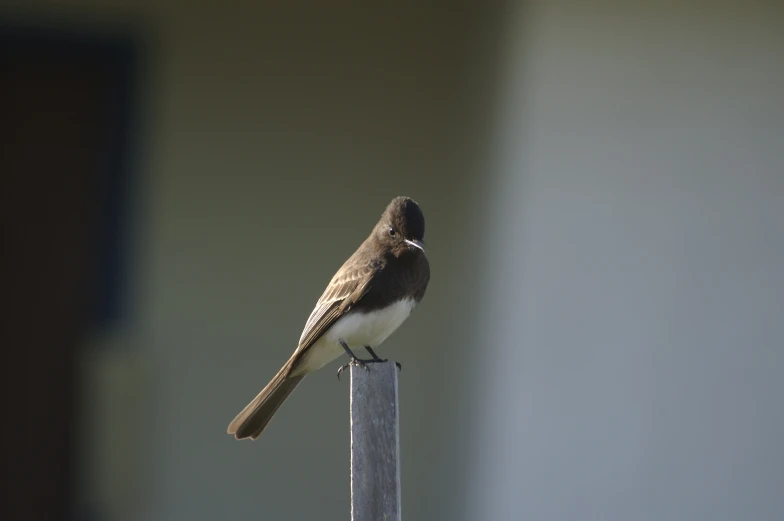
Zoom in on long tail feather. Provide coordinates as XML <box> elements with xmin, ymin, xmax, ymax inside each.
<box><xmin>227</xmin><ymin>364</ymin><xmax>305</xmax><ymax>440</ymax></box>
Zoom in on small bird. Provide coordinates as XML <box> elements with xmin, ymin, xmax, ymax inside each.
<box><xmin>227</xmin><ymin>196</ymin><xmax>430</xmax><ymax>440</ymax></box>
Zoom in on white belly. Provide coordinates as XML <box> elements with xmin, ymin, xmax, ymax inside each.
<box><xmin>292</xmin><ymin>298</ymin><xmax>416</xmax><ymax>375</ymax></box>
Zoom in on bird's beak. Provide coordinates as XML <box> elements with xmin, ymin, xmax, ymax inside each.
<box><xmin>405</xmin><ymin>239</ymin><xmax>425</xmax><ymax>252</ymax></box>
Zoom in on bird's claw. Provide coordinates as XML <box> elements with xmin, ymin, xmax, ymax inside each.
<box><xmin>374</xmin><ymin>357</ymin><xmax>402</xmax><ymax>372</ymax></box>
<box><xmin>336</xmin><ymin>357</ymin><xmax>370</xmax><ymax>380</ymax></box>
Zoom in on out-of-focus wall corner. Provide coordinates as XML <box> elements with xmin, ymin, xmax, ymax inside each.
<box><xmin>1</xmin><ymin>6</ymin><xmax>160</xmax><ymax>520</ymax></box>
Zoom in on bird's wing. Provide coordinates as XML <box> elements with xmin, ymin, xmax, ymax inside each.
<box><xmin>292</xmin><ymin>260</ymin><xmax>379</xmax><ymax>360</ymax></box>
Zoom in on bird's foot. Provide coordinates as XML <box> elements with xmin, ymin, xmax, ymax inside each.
<box><xmin>336</xmin><ymin>341</ymin><xmax>402</xmax><ymax>380</ymax></box>
<box><xmin>364</xmin><ymin>346</ymin><xmax>402</xmax><ymax>372</ymax></box>
<box><xmin>336</xmin><ymin>356</ymin><xmax>373</xmax><ymax>380</ymax></box>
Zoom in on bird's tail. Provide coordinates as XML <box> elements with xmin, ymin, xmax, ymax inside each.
<box><xmin>227</xmin><ymin>362</ymin><xmax>305</xmax><ymax>440</ymax></box>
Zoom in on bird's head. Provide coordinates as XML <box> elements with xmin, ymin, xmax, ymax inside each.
<box><xmin>375</xmin><ymin>196</ymin><xmax>426</xmax><ymax>255</ymax></box>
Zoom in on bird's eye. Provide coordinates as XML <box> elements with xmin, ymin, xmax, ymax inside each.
<box><xmin>388</xmin><ymin>227</ymin><xmax>396</xmax><ymax>236</ymax></box>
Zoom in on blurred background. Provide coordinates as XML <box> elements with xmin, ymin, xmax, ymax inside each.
<box><xmin>1</xmin><ymin>1</ymin><xmax>782</xmax><ymax>520</ymax></box>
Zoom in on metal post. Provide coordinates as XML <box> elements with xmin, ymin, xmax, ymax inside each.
<box><xmin>350</xmin><ymin>361</ymin><xmax>402</xmax><ymax>521</ymax></box>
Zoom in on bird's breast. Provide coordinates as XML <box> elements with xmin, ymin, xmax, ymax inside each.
<box><xmin>292</xmin><ymin>298</ymin><xmax>416</xmax><ymax>375</ymax></box>
<box><xmin>326</xmin><ymin>298</ymin><xmax>416</xmax><ymax>348</ymax></box>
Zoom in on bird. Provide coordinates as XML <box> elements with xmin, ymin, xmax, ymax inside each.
<box><xmin>227</xmin><ymin>196</ymin><xmax>430</xmax><ymax>440</ymax></box>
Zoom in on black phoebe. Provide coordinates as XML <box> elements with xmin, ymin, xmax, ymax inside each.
<box><xmin>227</xmin><ymin>196</ymin><xmax>430</xmax><ymax>440</ymax></box>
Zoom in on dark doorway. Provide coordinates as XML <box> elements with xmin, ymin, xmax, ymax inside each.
<box><xmin>0</xmin><ymin>25</ymin><xmax>138</xmax><ymax>521</ymax></box>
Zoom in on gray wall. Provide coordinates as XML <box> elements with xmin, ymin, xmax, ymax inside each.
<box><xmin>468</xmin><ymin>2</ymin><xmax>784</xmax><ymax>520</ymax></box>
